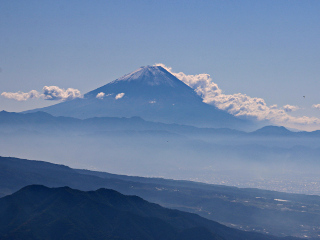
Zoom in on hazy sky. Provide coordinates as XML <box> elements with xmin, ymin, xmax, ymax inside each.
<box><xmin>1</xmin><ymin>1</ymin><xmax>320</xmax><ymax>128</ymax></box>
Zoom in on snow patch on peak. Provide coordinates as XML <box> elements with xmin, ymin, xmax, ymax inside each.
<box><xmin>117</xmin><ymin>67</ymin><xmax>145</xmax><ymax>81</ymax></box>
<box><xmin>114</xmin><ymin>65</ymin><xmax>179</xmax><ymax>87</ymax></box>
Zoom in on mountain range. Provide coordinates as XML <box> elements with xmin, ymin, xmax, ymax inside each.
<box><xmin>2</xmin><ymin>110</ymin><xmax>320</xmax><ymax>138</ymax></box>
<box><xmin>25</xmin><ymin>65</ymin><xmax>251</xmax><ymax>130</ymax></box>
<box><xmin>2</xmin><ymin>66</ymin><xmax>320</xmax><ymax>239</ymax></box>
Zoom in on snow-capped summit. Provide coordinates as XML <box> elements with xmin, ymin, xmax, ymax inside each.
<box><xmin>24</xmin><ymin>66</ymin><xmax>250</xmax><ymax>129</ymax></box>
<box><xmin>85</xmin><ymin>65</ymin><xmax>200</xmax><ymax>103</ymax></box>
<box><xmin>114</xmin><ymin>65</ymin><xmax>179</xmax><ymax>87</ymax></box>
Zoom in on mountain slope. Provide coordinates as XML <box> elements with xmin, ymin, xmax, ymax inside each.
<box><xmin>0</xmin><ymin>156</ymin><xmax>318</xmax><ymax>238</ymax></box>
<box><xmin>0</xmin><ymin>185</ymin><xmax>298</xmax><ymax>240</ymax></box>
<box><xmin>24</xmin><ymin>66</ymin><xmax>249</xmax><ymax>129</ymax></box>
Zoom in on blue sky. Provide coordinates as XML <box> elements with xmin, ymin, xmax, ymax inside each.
<box><xmin>1</xmin><ymin>0</ymin><xmax>320</xmax><ymax>129</ymax></box>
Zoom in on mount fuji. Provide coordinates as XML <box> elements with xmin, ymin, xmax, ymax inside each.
<box><xmin>25</xmin><ymin>66</ymin><xmax>250</xmax><ymax>129</ymax></box>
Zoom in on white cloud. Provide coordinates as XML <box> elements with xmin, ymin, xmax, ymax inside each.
<box><xmin>96</xmin><ymin>92</ymin><xmax>105</xmax><ymax>99</ymax></box>
<box><xmin>1</xmin><ymin>86</ymin><xmax>82</xmax><ymax>101</ymax></box>
<box><xmin>115</xmin><ymin>93</ymin><xmax>125</xmax><ymax>99</ymax></box>
<box><xmin>283</xmin><ymin>105</ymin><xmax>299</xmax><ymax>113</ymax></box>
<box><xmin>155</xmin><ymin>63</ymin><xmax>320</xmax><ymax>130</ymax></box>
<box><xmin>149</xmin><ymin>100</ymin><xmax>156</xmax><ymax>104</ymax></box>
<box><xmin>156</xmin><ymin>63</ymin><xmax>222</xmax><ymax>101</ymax></box>
<box><xmin>1</xmin><ymin>90</ymin><xmax>40</xmax><ymax>101</ymax></box>
<box><xmin>42</xmin><ymin>86</ymin><xmax>82</xmax><ymax>101</ymax></box>
<box><xmin>312</xmin><ymin>104</ymin><xmax>320</xmax><ymax>110</ymax></box>
<box><xmin>96</xmin><ymin>93</ymin><xmax>113</xmax><ymax>99</ymax></box>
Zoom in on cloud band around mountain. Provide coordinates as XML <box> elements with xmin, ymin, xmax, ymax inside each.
<box><xmin>2</xmin><ymin>65</ymin><xmax>320</xmax><ymax>130</ymax></box>
<box><xmin>155</xmin><ymin>63</ymin><xmax>320</xmax><ymax>129</ymax></box>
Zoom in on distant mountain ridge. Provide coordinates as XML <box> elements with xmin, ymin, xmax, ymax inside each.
<box><xmin>252</xmin><ymin>126</ymin><xmax>293</xmax><ymax>136</ymax></box>
<box><xmin>1</xmin><ymin>110</ymin><xmax>319</xmax><ymax>138</ymax></box>
<box><xmin>24</xmin><ymin>66</ymin><xmax>251</xmax><ymax>130</ymax></box>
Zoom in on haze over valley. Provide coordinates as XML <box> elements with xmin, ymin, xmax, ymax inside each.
<box><xmin>1</xmin><ymin>1</ymin><xmax>320</xmax><ymax>239</ymax></box>
<box><xmin>1</xmin><ymin>66</ymin><xmax>320</xmax><ymax>196</ymax></box>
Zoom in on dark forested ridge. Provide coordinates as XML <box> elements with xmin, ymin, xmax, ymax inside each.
<box><xmin>0</xmin><ymin>185</ymin><xmax>299</xmax><ymax>240</ymax></box>
<box><xmin>0</xmin><ymin>156</ymin><xmax>318</xmax><ymax>238</ymax></box>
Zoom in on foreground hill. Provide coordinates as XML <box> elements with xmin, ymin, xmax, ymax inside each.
<box><xmin>0</xmin><ymin>156</ymin><xmax>318</xmax><ymax>239</ymax></box>
<box><xmin>24</xmin><ymin>65</ymin><xmax>250</xmax><ymax>129</ymax></box>
<box><xmin>0</xmin><ymin>185</ymin><xmax>298</xmax><ymax>240</ymax></box>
